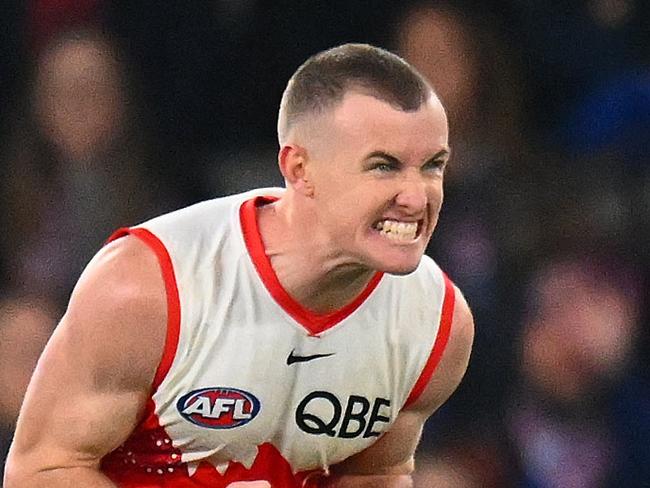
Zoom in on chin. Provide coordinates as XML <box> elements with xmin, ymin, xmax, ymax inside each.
<box><xmin>369</xmin><ymin>253</ymin><xmax>423</xmax><ymax>276</ymax></box>
<box><xmin>381</xmin><ymin>262</ymin><xmax>421</xmax><ymax>276</ymax></box>
<box><xmin>354</xmin><ymin>235</ymin><xmax>427</xmax><ymax>275</ymax></box>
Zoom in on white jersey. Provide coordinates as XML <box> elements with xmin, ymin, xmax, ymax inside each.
<box><xmin>101</xmin><ymin>189</ymin><xmax>455</xmax><ymax>487</ymax></box>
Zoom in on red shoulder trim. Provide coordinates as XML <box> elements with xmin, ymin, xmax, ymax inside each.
<box><xmin>107</xmin><ymin>227</ymin><xmax>181</xmax><ymax>392</ymax></box>
<box><xmin>240</xmin><ymin>196</ymin><xmax>383</xmax><ymax>336</ymax></box>
<box><xmin>403</xmin><ymin>272</ymin><xmax>455</xmax><ymax>407</ymax></box>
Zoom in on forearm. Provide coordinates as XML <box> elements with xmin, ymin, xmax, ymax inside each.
<box><xmin>4</xmin><ymin>465</ymin><xmax>117</xmax><ymax>488</ymax></box>
<box><xmin>320</xmin><ymin>474</ymin><xmax>413</xmax><ymax>488</ymax></box>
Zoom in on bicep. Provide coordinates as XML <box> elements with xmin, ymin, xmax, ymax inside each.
<box><xmin>8</xmin><ymin>237</ymin><xmax>167</xmax><ymax>473</ymax></box>
<box><xmin>11</xmin><ymin>321</ymin><xmax>145</xmax><ymax>468</ymax></box>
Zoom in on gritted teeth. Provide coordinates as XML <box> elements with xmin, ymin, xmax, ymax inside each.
<box><xmin>373</xmin><ymin>219</ymin><xmax>419</xmax><ymax>241</ymax></box>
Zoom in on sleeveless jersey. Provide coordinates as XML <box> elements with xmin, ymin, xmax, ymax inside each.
<box><xmin>100</xmin><ymin>189</ymin><xmax>455</xmax><ymax>487</ymax></box>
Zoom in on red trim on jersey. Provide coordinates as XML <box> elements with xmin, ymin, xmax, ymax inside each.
<box><xmin>403</xmin><ymin>272</ymin><xmax>456</xmax><ymax>407</ymax></box>
<box><xmin>104</xmin><ymin>435</ymin><xmax>323</xmax><ymax>486</ymax></box>
<box><xmin>107</xmin><ymin>227</ymin><xmax>181</xmax><ymax>391</ymax></box>
<box><xmin>240</xmin><ymin>196</ymin><xmax>384</xmax><ymax>336</ymax></box>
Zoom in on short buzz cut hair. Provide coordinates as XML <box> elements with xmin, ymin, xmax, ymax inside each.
<box><xmin>277</xmin><ymin>43</ymin><xmax>434</xmax><ymax>144</ymax></box>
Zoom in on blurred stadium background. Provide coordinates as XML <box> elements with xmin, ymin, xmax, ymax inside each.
<box><xmin>0</xmin><ymin>1</ymin><xmax>648</xmax><ymax>486</ymax></box>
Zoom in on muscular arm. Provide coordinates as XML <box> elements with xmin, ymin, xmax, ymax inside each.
<box><xmin>323</xmin><ymin>286</ymin><xmax>474</xmax><ymax>487</ymax></box>
<box><xmin>3</xmin><ymin>236</ymin><xmax>167</xmax><ymax>487</ymax></box>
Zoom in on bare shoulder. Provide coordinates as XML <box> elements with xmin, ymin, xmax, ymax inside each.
<box><xmin>72</xmin><ymin>233</ymin><xmax>166</xmax><ymax>318</ymax></box>
<box><xmin>408</xmin><ymin>285</ymin><xmax>474</xmax><ymax>415</ymax></box>
<box><xmin>5</xmin><ymin>234</ymin><xmax>168</xmax><ymax>481</ymax></box>
<box><xmin>63</xmin><ymin>234</ymin><xmax>168</xmax><ymax>388</ymax></box>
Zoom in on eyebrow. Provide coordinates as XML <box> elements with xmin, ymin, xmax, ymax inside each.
<box><xmin>366</xmin><ymin>148</ymin><xmax>451</xmax><ymax>165</ymax></box>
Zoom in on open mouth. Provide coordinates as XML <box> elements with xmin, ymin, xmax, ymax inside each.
<box><xmin>373</xmin><ymin>219</ymin><xmax>423</xmax><ymax>242</ymax></box>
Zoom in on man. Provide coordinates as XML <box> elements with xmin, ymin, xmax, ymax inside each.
<box><xmin>5</xmin><ymin>43</ymin><xmax>474</xmax><ymax>487</ymax></box>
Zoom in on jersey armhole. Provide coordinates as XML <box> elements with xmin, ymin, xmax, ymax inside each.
<box><xmin>402</xmin><ymin>272</ymin><xmax>455</xmax><ymax>408</ymax></box>
<box><xmin>106</xmin><ymin>227</ymin><xmax>181</xmax><ymax>393</ymax></box>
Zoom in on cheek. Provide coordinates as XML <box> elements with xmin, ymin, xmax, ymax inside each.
<box><xmin>314</xmin><ymin>169</ymin><xmax>365</xmax><ymax>209</ymax></box>
<box><xmin>318</xmin><ymin>190</ymin><xmax>377</xmax><ymax>235</ymax></box>
<box><xmin>429</xmin><ymin>181</ymin><xmax>444</xmax><ymax>208</ymax></box>
<box><xmin>331</xmin><ymin>198</ymin><xmax>365</xmax><ymax>227</ymax></box>
<box><xmin>314</xmin><ymin>186</ymin><xmax>355</xmax><ymax>226</ymax></box>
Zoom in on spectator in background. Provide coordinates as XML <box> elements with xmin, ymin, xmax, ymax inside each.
<box><xmin>0</xmin><ymin>28</ymin><xmax>179</xmax><ymax>309</ymax></box>
<box><xmin>392</xmin><ymin>1</ymin><xmax>530</xmax><ymax>426</ymax></box>
<box><xmin>509</xmin><ymin>0</ymin><xmax>649</xmax><ymax>141</ymax></box>
<box><xmin>0</xmin><ymin>296</ymin><xmax>57</xmax><ymax>481</ymax></box>
<box><xmin>506</xmin><ymin>255</ymin><xmax>649</xmax><ymax>487</ymax></box>
<box><xmin>413</xmin><ymin>253</ymin><xmax>649</xmax><ymax>487</ymax></box>
<box><xmin>560</xmin><ymin>71</ymin><xmax>650</xmax><ymax>269</ymax></box>
<box><xmin>393</xmin><ymin>2</ymin><xmax>526</xmax><ymax>173</ymax></box>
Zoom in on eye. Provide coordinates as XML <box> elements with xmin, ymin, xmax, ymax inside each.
<box><xmin>370</xmin><ymin>161</ymin><xmax>398</xmax><ymax>173</ymax></box>
<box><xmin>423</xmin><ymin>159</ymin><xmax>447</xmax><ymax>173</ymax></box>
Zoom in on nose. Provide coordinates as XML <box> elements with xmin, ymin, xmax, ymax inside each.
<box><xmin>394</xmin><ymin>173</ymin><xmax>428</xmax><ymax>214</ymax></box>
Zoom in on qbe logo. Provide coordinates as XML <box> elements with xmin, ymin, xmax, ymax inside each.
<box><xmin>177</xmin><ymin>387</ymin><xmax>260</xmax><ymax>429</ymax></box>
<box><xmin>295</xmin><ymin>391</ymin><xmax>391</xmax><ymax>439</ymax></box>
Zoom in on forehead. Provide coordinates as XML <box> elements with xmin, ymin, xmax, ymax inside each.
<box><xmin>325</xmin><ymin>91</ymin><xmax>448</xmax><ymax>160</ymax></box>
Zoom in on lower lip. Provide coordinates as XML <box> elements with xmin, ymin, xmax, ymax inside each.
<box><xmin>370</xmin><ymin>225</ymin><xmax>422</xmax><ymax>244</ymax></box>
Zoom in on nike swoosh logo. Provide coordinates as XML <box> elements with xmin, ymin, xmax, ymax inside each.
<box><xmin>286</xmin><ymin>349</ymin><xmax>335</xmax><ymax>365</ymax></box>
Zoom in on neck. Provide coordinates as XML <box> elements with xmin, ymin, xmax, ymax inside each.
<box><xmin>257</xmin><ymin>196</ymin><xmax>376</xmax><ymax>313</ymax></box>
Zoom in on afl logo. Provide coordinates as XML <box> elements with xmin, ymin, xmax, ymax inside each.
<box><xmin>177</xmin><ymin>387</ymin><xmax>260</xmax><ymax>429</ymax></box>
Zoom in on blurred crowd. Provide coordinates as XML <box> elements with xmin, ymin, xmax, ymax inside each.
<box><xmin>0</xmin><ymin>1</ymin><xmax>648</xmax><ymax>486</ymax></box>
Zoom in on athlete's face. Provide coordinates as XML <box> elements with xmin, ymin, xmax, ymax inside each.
<box><xmin>305</xmin><ymin>91</ymin><xmax>449</xmax><ymax>275</ymax></box>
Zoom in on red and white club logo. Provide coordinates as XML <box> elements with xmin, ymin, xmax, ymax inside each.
<box><xmin>177</xmin><ymin>387</ymin><xmax>261</xmax><ymax>429</ymax></box>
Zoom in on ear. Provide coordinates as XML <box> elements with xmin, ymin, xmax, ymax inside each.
<box><xmin>278</xmin><ymin>144</ymin><xmax>315</xmax><ymax>197</ymax></box>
